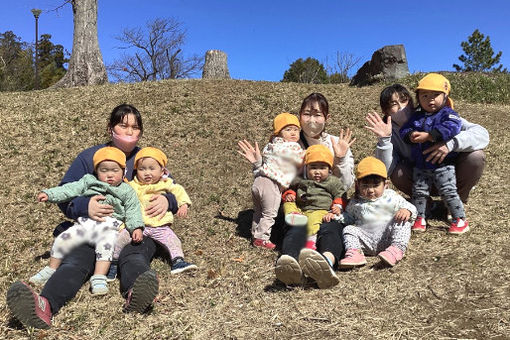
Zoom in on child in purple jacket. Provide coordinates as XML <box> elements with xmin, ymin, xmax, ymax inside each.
<box><xmin>399</xmin><ymin>73</ymin><xmax>469</xmax><ymax>235</ymax></box>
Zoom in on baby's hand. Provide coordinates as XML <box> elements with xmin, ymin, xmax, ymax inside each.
<box><xmin>176</xmin><ymin>204</ymin><xmax>188</xmax><ymax>218</ymax></box>
<box><xmin>37</xmin><ymin>192</ymin><xmax>48</xmax><ymax>202</ymax></box>
<box><xmin>410</xmin><ymin>131</ymin><xmax>432</xmax><ymax>143</ymax></box>
<box><xmin>322</xmin><ymin>212</ymin><xmax>336</xmax><ymax>223</ymax></box>
<box><xmin>131</xmin><ymin>229</ymin><xmax>143</xmax><ymax>243</ymax></box>
<box><xmin>284</xmin><ymin>194</ymin><xmax>296</xmax><ymax>202</ymax></box>
<box><xmin>330</xmin><ymin>205</ymin><xmax>341</xmax><ymax>215</ymax></box>
<box><xmin>394</xmin><ymin>208</ymin><xmax>411</xmax><ymax>223</ymax></box>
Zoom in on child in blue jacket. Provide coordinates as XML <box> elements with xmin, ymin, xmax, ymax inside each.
<box><xmin>399</xmin><ymin>73</ymin><xmax>469</xmax><ymax>235</ymax></box>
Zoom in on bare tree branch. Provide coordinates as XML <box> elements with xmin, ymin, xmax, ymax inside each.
<box><xmin>109</xmin><ymin>17</ymin><xmax>202</xmax><ymax>82</ymax></box>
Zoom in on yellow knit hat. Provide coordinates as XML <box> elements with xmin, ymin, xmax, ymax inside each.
<box><xmin>134</xmin><ymin>147</ymin><xmax>168</xmax><ymax>169</ymax></box>
<box><xmin>356</xmin><ymin>156</ymin><xmax>387</xmax><ymax>180</ymax></box>
<box><xmin>93</xmin><ymin>147</ymin><xmax>126</xmax><ymax>169</ymax></box>
<box><xmin>416</xmin><ymin>73</ymin><xmax>454</xmax><ymax>109</ymax></box>
<box><xmin>273</xmin><ymin>112</ymin><xmax>300</xmax><ymax>135</ymax></box>
<box><xmin>304</xmin><ymin>144</ymin><xmax>334</xmax><ymax>168</ymax></box>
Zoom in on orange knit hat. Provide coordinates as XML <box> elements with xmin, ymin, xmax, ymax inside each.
<box><xmin>304</xmin><ymin>144</ymin><xmax>334</xmax><ymax>168</ymax></box>
<box><xmin>93</xmin><ymin>147</ymin><xmax>126</xmax><ymax>169</ymax></box>
<box><xmin>134</xmin><ymin>147</ymin><xmax>168</xmax><ymax>169</ymax></box>
<box><xmin>273</xmin><ymin>112</ymin><xmax>300</xmax><ymax>135</ymax></box>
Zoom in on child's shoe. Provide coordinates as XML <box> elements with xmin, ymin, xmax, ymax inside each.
<box><xmin>304</xmin><ymin>240</ymin><xmax>316</xmax><ymax>250</ymax></box>
<box><xmin>378</xmin><ymin>245</ymin><xmax>404</xmax><ymax>267</ymax></box>
<box><xmin>6</xmin><ymin>281</ymin><xmax>52</xmax><ymax>329</ymax></box>
<box><xmin>171</xmin><ymin>257</ymin><xmax>198</xmax><ymax>275</ymax></box>
<box><xmin>448</xmin><ymin>218</ymin><xmax>470</xmax><ymax>235</ymax></box>
<box><xmin>298</xmin><ymin>248</ymin><xmax>339</xmax><ymax>289</ymax></box>
<box><xmin>106</xmin><ymin>261</ymin><xmax>118</xmax><ymax>282</ymax></box>
<box><xmin>412</xmin><ymin>217</ymin><xmax>427</xmax><ymax>233</ymax></box>
<box><xmin>339</xmin><ymin>249</ymin><xmax>367</xmax><ymax>268</ymax></box>
<box><xmin>29</xmin><ymin>266</ymin><xmax>56</xmax><ymax>286</ymax></box>
<box><xmin>285</xmin><ymin>212</ymin><xmax>308</xmax><ymax>226</ymax></box>
<box><xmin>90</xmin><ymin>274</ymin><xmax>109</xmax><ymax>296</ymax></box>
<box><xmin>253</xmin><ymin>238</ymin><xmax>276</xmax><ymax>250</ymax></box>
<box><xmin>123</xmin><ymin>270</ymin><xmax>159</xmax><ymax>313</ymax></box>
<box><xmin>275</xmin><ymin>255</ymin><xmax>304</xmax><ymax>285</ymax></box>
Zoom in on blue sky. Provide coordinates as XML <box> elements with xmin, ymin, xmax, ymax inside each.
<box><xmin>1</xmin><ymin>0</ymin><xmax>509</xmax><ymax>81</ymax></box>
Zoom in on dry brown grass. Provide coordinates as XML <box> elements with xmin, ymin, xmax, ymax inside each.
<box><xmin>0</xmin><ymin>79</ymin><xmax>509</xmax><ymax>339</ymax></box>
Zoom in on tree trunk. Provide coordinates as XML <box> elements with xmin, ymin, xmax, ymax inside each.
<box><xmin>53</xmin><ymin>0</ymin><xmax>107</xmax><ymax>88</ymax></box>
<box><xmin>202</xmin><ymin>50</ymin><xmax>230</xmax><ymax>79</ymax></box>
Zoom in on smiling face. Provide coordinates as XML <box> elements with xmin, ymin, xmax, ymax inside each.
<box><xmin>306</xmin><ymin>162</ymin><xmax>330</xmax><ymax>182</ymax></box>
<box><xmin>385</xmin><ymin>92</ymin><xmax>410</xmax><ymax>116</ymax></box>
<box><xmin>136</xmin><ymin>157</ymin><xmax>164</xmax><ymax>184</ymax></box>
<box><xmin>418</xmin><ymin>90</ymin><xmax>446</xmax><ymax>113</ymax></box>
<box><xmin>278</xmin><ymin>124</ymin><xmax>300</xmax><ymax>142</ymax></box>
<box><xmin>96</xmin><ymin>160</ymin><xmax>124</xmax><ymax>186</ymax></box>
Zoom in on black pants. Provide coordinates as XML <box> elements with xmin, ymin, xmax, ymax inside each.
<box><xmin>41</xmin><ymin>236</ymin><xmax>157</xmax><ymax>314</ymax></box>
<box><xmin>280</xmin><ymin>221</ymin><xmax>344</xmax><ymax>266</ymax></box>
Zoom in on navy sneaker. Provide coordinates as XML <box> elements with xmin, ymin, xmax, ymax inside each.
<box><xmin>170</xmin><ymin>257</ymin><xmax>198</xmax><ymax>275</ymax></box>
<box><xmin>106</xmin><ymin>262</ymin><xmax>118</xmax><ymax>282</ymax></box>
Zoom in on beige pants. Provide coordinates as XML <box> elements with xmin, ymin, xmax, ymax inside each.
<box><xmin>251</xmin><ymin>176</ymin><xmax>281</xmax><ymax>240</ymax></box>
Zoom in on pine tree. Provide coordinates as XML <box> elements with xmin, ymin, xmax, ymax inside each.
<box><xmin>282</xmin><ymin>58</ymin><xmax>329</xmax><ymax>84</ymax></box>
<box><xmin>453</xmin><ymin>29</ymin><xmax>506</xmax><ymax>72</ymax></box>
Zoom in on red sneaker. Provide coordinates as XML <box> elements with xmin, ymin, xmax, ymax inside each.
<box><xmin>253</xmin><ymin>238</ymin><xmax>276</xmax><ymax>250</ymax></box>
<box><xmin>6</xmin><ymin>281</ymin><xmax>52</xmax><ymax>329</ymax></box>
<box><xmin>304</xmin><ymin>240</ymin><xmax>316</xmax><ymax>250</ymax></box>
<box><xmin>448</xmin><ymin>218</ymin><xmax>470</xmax><ymax>235</ymax></box>
<box><xmin>412</xmin><ymin>217</ymin><xmax>427</xmax><ymax>233</ymax></box>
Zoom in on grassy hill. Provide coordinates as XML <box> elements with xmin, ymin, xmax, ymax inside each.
<box><xmin>0</xmin><ymin>79</ymin><xmax>509</xmax><ymax>339</ymax></box>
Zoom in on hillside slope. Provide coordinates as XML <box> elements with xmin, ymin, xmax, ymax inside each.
<box><xmin>0</xmin><ymin>79</ymin><xmax>509</xmax><ymax>339</ymax></box>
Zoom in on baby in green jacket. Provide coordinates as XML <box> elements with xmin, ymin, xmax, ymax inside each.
<box><xmin>29</xmin><ymin>147</ymin><xmax>144</xmax><ymax>296</ymax></box>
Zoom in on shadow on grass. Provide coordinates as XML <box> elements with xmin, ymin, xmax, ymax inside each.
<box><xmin>215</xmin><ymin>208</ymin><xmax>287</xmax><ymax>248</ymax></box>
<box><xmin>34</xmin><ymin>251</ymin><xmax>51</xmax><ymax>262</ymax></box>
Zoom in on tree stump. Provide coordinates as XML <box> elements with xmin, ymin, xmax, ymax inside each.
<box><xmin>202</xmin><ymin>50</ymin><xmax>230</xmax><ymax>79</ymax></box>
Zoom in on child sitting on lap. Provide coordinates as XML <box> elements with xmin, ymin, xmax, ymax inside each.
<box><xmin>30</xmin><ymin>147</ymin><xmax>144</xmax><ymax>295</ymax></box>
<box><xmin>283</xmin><ymin>144</ymin><xmax>346</xmax><ymax>250</ymax></box>
<box><xmin>110</xmin><ymin>147</ymin><xmax>196</xmax><ymax>277</ymax></box>
<box><xmin>340</xmin><ymin>157</ymin><xmax>417</xmax><ymax>268</ymax></box>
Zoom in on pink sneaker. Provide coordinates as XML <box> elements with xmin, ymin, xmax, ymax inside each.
<box><xmin>6</xmin><ymin>281</ymin><xmax>52</xmax><ymax>329</ymax></box>
<box><xmin>412</xmin><ymin>217</ymin><xmax>427</xmax><ymax>232</ymax></box>
<box><xmin>284</xmin><ymin>212</ymin><xmax>308</xmax><ymax>226</ymax></box>
<box><xmin>378</xmin><ymin>245</ymin><xmax>404</xmax><ymax>267</ymax></box>
<box><xmin>253</xmin><ymin>238</ymin><xmax>276</xmax><ymax>250</ymax></box>
<box><xmin>448</xmin><ymin>218</ymin><xmax>470</xmax><ymax>235</ymax></box>
<box><xmin>339</xmin><ymin>249</ymin><xmax>367</xmax><ymax>268</ymax></box>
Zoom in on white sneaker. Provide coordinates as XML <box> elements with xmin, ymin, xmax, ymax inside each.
<box><xmin>29</xmin><ymin>266</ymin><xmax>56</xmax><ymax>286</ymax></box>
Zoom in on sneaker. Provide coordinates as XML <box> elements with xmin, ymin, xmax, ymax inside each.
<box><xmin>304</xmin><ymin>240</ymin><xmax>316</xmax><ymax>250</ymax></box>
<box><xmin>275</xmin><ymin>255</ymin><xmax>303</xmax><ymax>285</ymax></box>
<box><xmin>378</xmin><ymin>246</ymin><xmax>404</xmax><ymax>267</ymax></box>
<box><xmin>299</xmin><ymin>248</ymin><xmax>339</xmax><ymax>289</ymax></box>
<box><xmin>253</xmin><ymin>238</ymin><xmax>276</xmax><ymax>250</ymax></box>
<box><xmin>412</xmin><ymin>217</ymin><xmax>427</xmax><ymax>233</ymax></box>
<box><xmin>123</xmin><ymin>270</ymin><xmax>159</xmax><ymax>313</ymax></box>
<box><xmin>29</xmin><ymin>266</ymin><xmax>56</xmax><ymax>286</ymax></box>
<box><xmin>284</xmin><ymin>212</ymin><xmax>308</xmax><ymax>226</ymax></box>
<box><xmin>339</xmin><ymin>249</ymin><xmax>367</xmax><ymax>268</ymax></box>
<box><xmin>90</xmin><ymin>274</ymin><xmax>109</xmax><ymax>296</ymax></box>
<box><xmin>6</xmin><ymin>281</ymin><xmax>52</xmax><ymax>329</ymax></box>
<box><xmin>106</xmin><ymin>262</ymin><xmax>118</xmax><ymax>282</ymax></box>
<box><xmin>171</xmin><ymin>258</ymin><xmax>198</xmax><ymax>275</ymax></box>
<box><xmin>448</xmin><ymin>218</ymin><xmax>470</xmax><ymax>235</ymax></box>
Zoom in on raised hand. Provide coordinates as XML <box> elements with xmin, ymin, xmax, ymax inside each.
<box><xmin>331</xmin><ymin>128</ymin><xmax>356</xmax><ymax>159</ymax></box>
<box><xmin>365</xmin><ymin>112</ymin><xmax>391</xmax><ymax>138</ymax></box>
<box><xmin>237</xmin><ymin>139</ymin><xmax>262</xmax><ymax>164</ymax></box>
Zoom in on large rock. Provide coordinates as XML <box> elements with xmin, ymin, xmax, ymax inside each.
<box><xmin>350</xmin><ymin>45</ymin><xmax>409</xmax><ymax>86</ymax></box>
<box><xmin>202</xmin><ymin>50</ymin><xmax>230</xmax><ymax>79</ymax></box>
